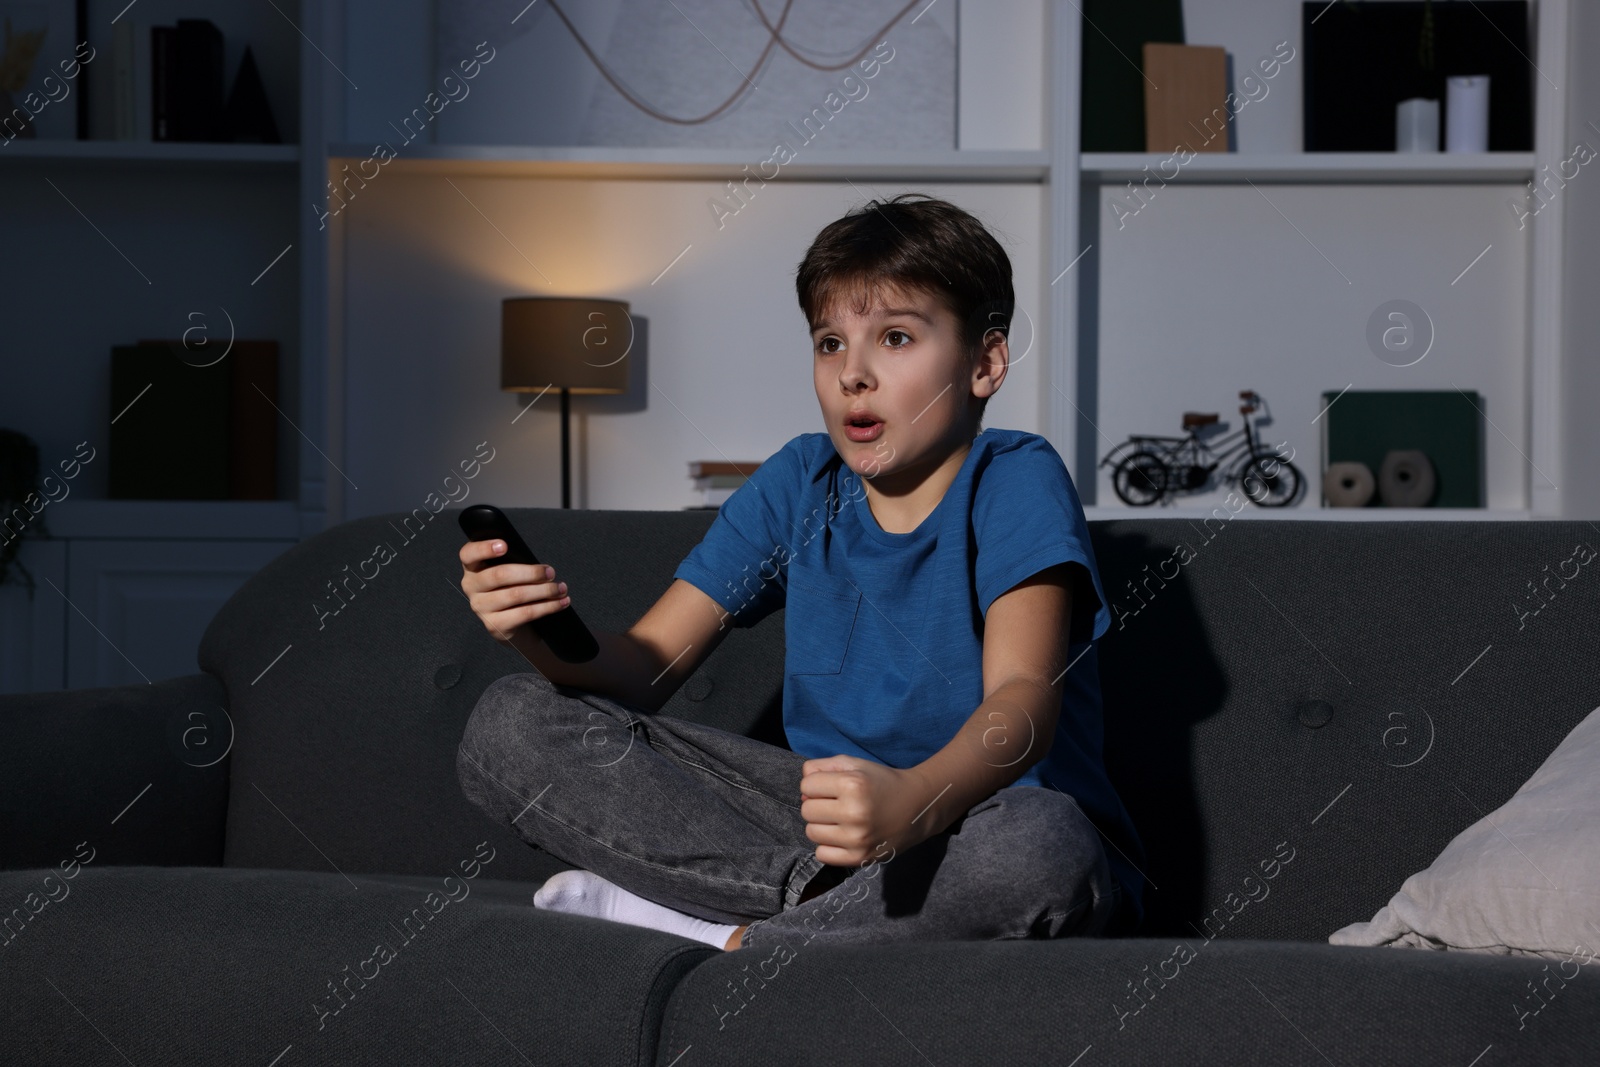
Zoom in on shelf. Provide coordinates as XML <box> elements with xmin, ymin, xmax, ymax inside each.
<box><xmin>39</xmin><ymin>500</ymin><xmax>303</xmax><ymax>540</ymax></box>
<box><xmin>0</xmin><ymin>141</ymin><xmax>300</xmax><ymax>168</ymax></box>
<box><xmin>326</xmin><ymin>144</ymin><xmax>1050</xmax><ymax>182</ymax></box>
<box><xmin>1079</xmin><ymin>152</ymin><xmax>1538</xmax><ymax>184</ymax></box>
<box><xmin>1083</xmin><ymin>506</ymin><xmax>1533</xmax><ymax>522</ymax></box>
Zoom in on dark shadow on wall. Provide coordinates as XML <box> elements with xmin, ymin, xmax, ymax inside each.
<box><xmin>1091</xmin><ymin>524</ymin><xmax>1228</xmax><ymax>938</ymax></box>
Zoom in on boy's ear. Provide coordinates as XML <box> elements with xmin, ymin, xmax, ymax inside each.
<box><xmin>972</xmin><ymin>330</ymin><xmax>1008</xmax><ymax>396</ymax></box>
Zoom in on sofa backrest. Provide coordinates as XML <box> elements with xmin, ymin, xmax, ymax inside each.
<box><xmin>198</xmin><ymin>508</ymin><xmax>1600</xmax><ymax>943</ymax></box>
<box><xmin>198</xmin><ymin>508</ymin><xmax>783</xmax><ymax>891</ymax></box>
<box><xmin>1091</xmin><ymin>517</ymin><xmax>1598</xmax><ymax>943</ymax></box>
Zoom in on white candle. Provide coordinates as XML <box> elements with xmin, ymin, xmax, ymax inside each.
<box><xmin>1446</xmin><ymin>76</ymin><xmax>1491</xmax><ymax>152</ymax></box>
<box><xmin>1395</xmin><ymin>97</ymin><xmax>1440</xmax><ymax>153</ymax></box>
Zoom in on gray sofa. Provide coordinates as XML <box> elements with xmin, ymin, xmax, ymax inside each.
<box><xmin>3</xmin><ymin>507</ymin><xmax>1597</xmax><ymax>1065</ymax></box>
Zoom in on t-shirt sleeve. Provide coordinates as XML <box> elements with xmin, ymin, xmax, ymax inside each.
<box><xmin>972</xmin><ymin>435</ymin><xmax>1111</xmax><ymax>644</ymax></box>
<box><xmin>671</xmin><ymin>437</ymin><xmax>806</xmax><ymax>629</ymax></box>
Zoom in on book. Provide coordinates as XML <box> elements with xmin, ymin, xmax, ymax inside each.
<box><xmin>75</xmin><ymin>0</ymin><xmax>86</xmax><ymax>138</ymax></box>
<box><xmin>1143</xmin><ymin>43</ymin><xmax>1230</xmax><ymax>154</ymax></box>
<box><xmin>224</xmin><ymin>340</ymin><xmax>279</xmax><ymax>499</ymax></box>
<box><xmin>1079</xmin><ymin>0</ymin><xmax>1186</xmax><ymax>153</ymax></box>
<box><xmin>152</xmin><ymin>19</ymin><xmax>225</xmax><ymax>142</ymax></box>
<box><xmin>692</xmin><ymin>474</ymin><xmax>749</xmax><ymax>489</ymax></box>
<box><xmin>693</xmin><ymin>485</ymin><xmax>741</xmax><ymax>508</ymax></box>
<box><xmin>151</xmin><ymin>24</ymin><xmax>171</xmax><ymax>140</ymax></box>
<box><xmin>1319</xmin><ymin>390</ymin><xmax>1484</xmax><ymax>507</ymax></box>
<box><xmin>113</xmin><ymin>19</ymin><xmax>153</xmax><ymax>141</ymax></box>
<box><xmin>174</xmin><ymin>19</ymin><xmax>224</xmax><ymax>141</ymax></box>
<box><xmin>113</xmin><ymin>20</ymin><xmax>135</xmax><ymax>140</ymax></box>
<box><xmin>687</xmin><ymin>460</ymin><xmax>760</xmax><ymax>478</ymax></box>
<box><xmin>109</xmin><ymin>343</ymin><xmax>230</xmax><ymax>499</ymax></box>
<box><xmin>109</xmin><ymin>340</ymin><xmax>280</xmax><ymax>500</ymax></box>
<box><xmin>687</xmin><ymin>459</ymin><xmax>760</xmax><ymax>508</ymax></box>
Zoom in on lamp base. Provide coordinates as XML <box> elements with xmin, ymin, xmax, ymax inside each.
<box><xmin>561</xmin><ymin>387</ymin><xmax>571</xmax><ymax>509</ymax></box>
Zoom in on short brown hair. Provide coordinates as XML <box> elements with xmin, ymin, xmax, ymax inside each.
<box><xmin>795</xmin><ymin>193</ymin><xmax>1013</xmax><ymax>430</ymax></box>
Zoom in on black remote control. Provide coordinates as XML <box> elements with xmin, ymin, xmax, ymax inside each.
<box><xmin>458</xmin><ymin>505</ymin><xmax>600</xmax><ymax>663</ymax></box>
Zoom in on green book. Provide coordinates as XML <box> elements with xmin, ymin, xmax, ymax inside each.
<box><xmin>1080</xmin><ymin>0</ymin><xmax>1186</xmax><ymax>153</ymax></box>
<box><xmin>1320</xmin><ymin>390</ymin><xmax>1484</xmax><ymax>507</ymax></box>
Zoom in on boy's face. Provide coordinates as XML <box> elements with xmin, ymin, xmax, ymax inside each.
<box><xmin>810</xmin><ymin>282</ymin><xmax>1006</xmax><ymax>487</ymax></box>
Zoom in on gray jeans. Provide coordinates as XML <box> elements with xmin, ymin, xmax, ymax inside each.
<box><xmin>456</xmin><ymin>671</ymin><xmax>1124</xmax><ymax>950</ymax></box>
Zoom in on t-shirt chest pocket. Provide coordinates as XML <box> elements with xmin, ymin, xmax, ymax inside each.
<box><xmin>783</xmin><ymin>569</ymin><xmax>863</xmax><ymax>676</ymax></box>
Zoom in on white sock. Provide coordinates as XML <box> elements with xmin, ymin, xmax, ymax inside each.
<box><xmin>533</xmin><ymin>869</ymin><xmax>740</xmax><ymax>950</ymax></box>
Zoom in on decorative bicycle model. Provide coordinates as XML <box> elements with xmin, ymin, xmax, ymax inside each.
<box><xmin>1099</xmin><ymin>391</ymin><xmax>1303</xmax><ymax>507</ymax></box>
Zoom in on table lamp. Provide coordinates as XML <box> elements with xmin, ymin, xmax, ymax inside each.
<box><xmin>501</xmin><ymin>297</ymin><xmax>632</xmax><ymax>508</ymax></box>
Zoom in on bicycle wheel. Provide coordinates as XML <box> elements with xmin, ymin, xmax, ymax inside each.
<box><xmin>1241</xmin><ymin>452</ymin><xmax>1302</xmax><ymax>507</ymax></box>
<box><xmin>1113</xmin><ymin>451</ymin><xmax>1169</xmax><ymax>506</ymax></box>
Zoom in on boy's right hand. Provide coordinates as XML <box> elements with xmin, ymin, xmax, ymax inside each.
<box><xmin>459</xmin><ymin>539</ymin><xmax>571</xmax><ymax>642</ymax></box>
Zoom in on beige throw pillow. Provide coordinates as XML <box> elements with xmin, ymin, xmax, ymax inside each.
<box><xmin>1329</xmin><ymin>705</ymin><xmax>1600</xmax><ymax>962</ymax></box>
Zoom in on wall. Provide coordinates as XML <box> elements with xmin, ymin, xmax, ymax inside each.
<box><xmin>333</xmin><ymin>0</ymin><xmax>1049</xmax><ymax>516</ymax></box>
<box><xmin>337</xmin><ymin>176</ymin><xmax>1043</xmax><ymax>515</ymax></box>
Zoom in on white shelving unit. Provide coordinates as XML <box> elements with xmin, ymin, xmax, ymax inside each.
<box><xmin>0</xmin><ymin>140</ymin><xmax>300</xmax><ymax>165</ymax></box>
<box><xmin>1061</xmin><ymin>1</ymin><xmax>1570</xmax><ymax>520</ymax></box>
<box><xmin>316</xmin><ymin>0</ymin><xmax>1571</xmax><ymax>524</ymax></box>
<box><xmin>321</xmin><ymin>145</ymin><xmax>1051</xmax><ymax>182</ymax></box>
<box><xmin>0</xmin><ymin>1</ymin><xmax>318</xmax><ymax>692</ymax></box>
<box><xmin>1082</xmin><ymin>505</ymin><xmax>1533</xmax><ymax>523</ymax></box>
<box><xmin>1079</xmin><ymin>151</ymin><xmax>1539</xmax><ymax>184</ymax></box>
<box><xmin>2</xmin><ymin>0</ymin><xmax>1577</xmax><ymax>692</ymax></box>
<box><xmin>317</xmin><ymin>145</ymin><xmax>1543</xmax><ymax>185</ymax></box>
<box><xmin>7</xmin><ymin>0</ymin><xmax>1571</xmax><ymax>533</ymax></box>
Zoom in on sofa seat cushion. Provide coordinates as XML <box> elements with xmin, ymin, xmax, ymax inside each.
<box><xmin>0</xmin><ymin>865</ymin><xmax>715</xmax><ymax>1067</ymax></box>
<box><xmin>658</xmin><ymin>936</ymin><xmax>1600</xmax><ymax>1065</ymax></box>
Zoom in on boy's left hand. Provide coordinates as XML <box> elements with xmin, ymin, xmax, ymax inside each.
<box><xmin>799</xmin><ymin>755</ymin><xmax>941</xmax><ymax>866</ymax></box>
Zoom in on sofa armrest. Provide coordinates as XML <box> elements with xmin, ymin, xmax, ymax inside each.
<box><xmin>0</xmin><ymin>673</ymin><xmax>231</xmax><ymax>871</ymax></box>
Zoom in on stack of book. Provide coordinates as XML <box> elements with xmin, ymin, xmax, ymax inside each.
<box><xmin>686</xmin><ymin>459</ymin><xmax>761</xmax><ymax>510</ymax></box>
<box><xmin>112</xmin><ymin>18</ymin><xmax>279</xmax><ymax>143</ymax></box>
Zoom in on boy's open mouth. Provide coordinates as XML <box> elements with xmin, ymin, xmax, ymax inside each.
<box><xmin>844</xmin><ymin>411</ymin><xmax>884</xmax><ymax>442</ymax></box>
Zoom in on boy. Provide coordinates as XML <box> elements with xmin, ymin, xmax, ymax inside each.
<box><xmin>457</xmin><ymin>193</ymin><xmax>1146</xmax><ymax>954</ymax></box>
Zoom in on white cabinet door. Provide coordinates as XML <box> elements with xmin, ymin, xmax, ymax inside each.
<box><xmin>0</xmin><ymin>538</ymin><xmax>68</xmax><ymax>694</ymax></box>
<box><xmin>64</xmin><ymin>540</ymin><xmax>296</xmax><ymax>690</ymax></box>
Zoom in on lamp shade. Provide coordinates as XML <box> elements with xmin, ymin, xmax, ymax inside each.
<box><xmin>501</xmin><ymin>297</ymin><xmax>632</xmax><ymax>394</ymax></box>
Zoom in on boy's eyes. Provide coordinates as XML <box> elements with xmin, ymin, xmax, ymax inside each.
<box><xmin>815</xmin><ymin>330</ymin><xmax>912</xmax><ymax>353</ymax></box>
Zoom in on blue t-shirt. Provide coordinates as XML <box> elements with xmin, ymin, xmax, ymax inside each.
<box><xmin>672</xmin><ymin>427</ymin><xmax>1146</xmax><ymax>925</ymax></box>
